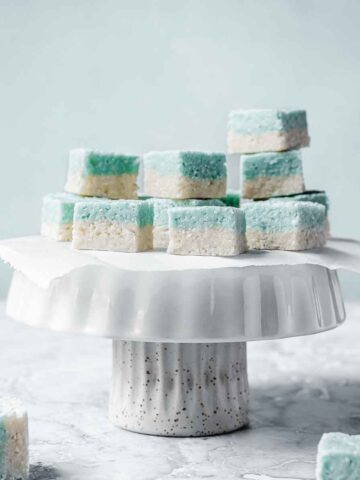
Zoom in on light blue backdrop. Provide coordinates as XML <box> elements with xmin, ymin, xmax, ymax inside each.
<box><xmin>0</xmin><ymin>0</ymin><xmax>359</xmax><ymax>297</ymax></box>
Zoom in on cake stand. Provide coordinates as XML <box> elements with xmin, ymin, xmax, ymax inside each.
<box><xmin>0</xmin><ymin>236</ymin><xmax>353</xmax><ymax>437</ymax></box>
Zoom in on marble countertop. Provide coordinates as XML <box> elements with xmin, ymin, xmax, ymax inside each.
<box><xmin>1</xmin><ymin>300</ymin><xmax>360</xmax><ymax>480</ymax></box>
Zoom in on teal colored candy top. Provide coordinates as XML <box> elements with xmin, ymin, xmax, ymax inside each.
<box><xmin>74</xmin><ymin>200</ymin><xmax>153</xmax><ymax>228</ymax></box>
<box><xmin>168</xmin><ymin>206</ymin><xmax>246</xmax><ymax>233</ymax></box>
<box><xmin>228</xmin><ymin>109</ymin><xmax>308</xmax><ymax>134</ymax></box>
<box><xmin>220</xmin><ymin>190</ymin><xmax>241</xmax><ymax>207</ymax></box>
<box><xmin>243</xmin><ymin>201</ymin><xmax>325</xmax><ymax>232</ymax></box>
<box><xmin>147</xmin><ymin>198</ymin><xmax>225</xmax><ymax>226</ymax></box>
<box><xmin>69</xmin><ymin>149</ymin><xmax>140</xmax><ymax>176</ymax></box>
<box><xmin>143</xmin><ymin>151</ymin><xmax>226</xmax><ymax>180</ymax></box>
<box><xmin>0</xmin><ymin>418</ymin><xmax>5</xmax><ymax>476</ymax></box>
<box><xmin>317</xmin><ymin>433</ymin><xmax>360</xmax><ymax>479</ymax></box>
<box><xmin>241</xmin><ymin>150</ymin><xmax>303</xmax><ymax>180</ymax></box>
<box><xmin>42</xmin><ymin>193</ymin><xmax>82</xmax><ymax>224</ymax></box>
<box><xmin>318</xmin><ymin>433</ymin><xmax>360</xmax><ymax>455</ymax></box>
<box><xmin>267</xmin><ymin>191</ymin><xmax>329</xmax><ymax>213</ymax></box>
<box><xmin>42</xmin><ymin>193</ymin><xmax>104</xmax><ymax>224</ymax></box>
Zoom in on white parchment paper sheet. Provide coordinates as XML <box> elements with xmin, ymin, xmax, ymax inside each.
<box><xmin>0</xmin><ymin>236</ymin><xmax>359</xmax><ymax>289</ymax></box>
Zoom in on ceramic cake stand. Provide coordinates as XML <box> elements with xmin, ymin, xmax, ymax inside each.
<box><xmin>0</xmin><ymin>237</ymin><xmax>349</xmax><ymax>437</ymax></box>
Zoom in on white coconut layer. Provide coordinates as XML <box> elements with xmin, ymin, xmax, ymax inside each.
<box><xmin>72</xmin><ymin>221</ymin><xmax>152</xmax><ymax>252</ymax></box>
<box><xmin>144</xmin><ymin>171</ymin><xmax>226</xmax><ymax>199</ymax></box>
<box><xmin>241</xmin><ymin>175</ymin><xmax>305</xmax><ymax>199</ymax></box>
<box><xmin>65</xmin><ymin>173</ymin><xmax>138</xmax><ymax>199</ymax></box>
<box><xmin>246</xmin><ymin>227</ymin><xmax>326</xmax><ymax>251</ymax></box>
<box><xmin>41</xmin><ymin>222</ymin><xmax>73</xmax><ymax>242</ymax></box>
<box><xmin>227</xmin><ymin>128</ymin><xmax>310</xmax><ymax>154</ymax></box>
<box><xmin>167</xmin><ymin>227</ymin><xmax>247</xmax><ymax>256</ymax></box>
<box><xmin>153</xmin><ymin>225</ymin><xmax>169</xmax><ymax>249</ymax></box>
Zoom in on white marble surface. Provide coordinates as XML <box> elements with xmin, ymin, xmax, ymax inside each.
<box><xmin>0</xmin><ymin>300</ymin><xmax>360</xmax><ymax>480</ymax></box>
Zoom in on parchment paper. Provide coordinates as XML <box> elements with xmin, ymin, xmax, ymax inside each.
<box><xmin>0</xmin><ymin>235</ymin><xmax>359</xmax><ymax>289</ymax></box>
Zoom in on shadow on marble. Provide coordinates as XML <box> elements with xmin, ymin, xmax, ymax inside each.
<box><xmin>30</xmin><ymin>463</ymin><xmax>63</xmax><ymax>480</ymax></box>
<box><xmin>250</xmin><ymin>379</ymin><xmax>360</xmax><ymax>437</ymax></box>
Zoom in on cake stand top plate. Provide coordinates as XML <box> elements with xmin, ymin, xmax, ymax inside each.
<box><xmin>1</xmin><ymin>236</ymin><xmax>356</xmax><ymax>342</ymax></box>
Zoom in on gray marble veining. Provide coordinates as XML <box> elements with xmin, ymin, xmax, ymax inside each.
<box><xmin>0</xmin><ymin>301</ymin><xmax>359</xmax><ymax>480</ymax></box>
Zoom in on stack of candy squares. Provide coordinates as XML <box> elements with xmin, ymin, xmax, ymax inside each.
<box><xmin>41</xmin><ymin>108</ymin><xmax>329</xmax><ymax>255</ymax></box>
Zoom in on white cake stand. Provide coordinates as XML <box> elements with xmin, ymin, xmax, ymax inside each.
<box><xmin>0</xmin><ymin>237</ymin><xmax>349</xmax><ymax>437</ymax></box>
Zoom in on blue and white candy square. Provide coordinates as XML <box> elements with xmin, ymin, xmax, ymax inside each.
<box><xmin>241</xmin><ymin>150</ymin><xmax>305</xmax><ymax>199</ymax></box>
<box><xmin>266</xmin><ymin>190</ymin><xmax>330</xmax><ymax>237</ymax></box>
<box><xmin>228</xmin><ymin>109</ymin><xmax>310</xmax><ymax>154</ymax></box>
<box><xmin>148</xmin><ymin>198</ymin><xmax>225</xmax><ymax>249</ymax></box>
<box><xmin>72</xmin><ymin>200</ymin><xmax>153</xmax><ymax>252</ymax></box>
<box><xmin>243</xmin><ymin>201</ymin><xmax>326</xmax><ymax>251</ymax></box>
<box><xmin>316</xmin><ymin>432</ymin><xmax>360</xmax><ymax>480</ymax></box>
<box><xmin>167</xmin><ymin>206</ymin><xmax>247</xmax><ymax>256</ymax></box>
<box><xmin>41</xmin><ymin>193</ymin><xmax>104</xmax><ymax>242</ymax></box>
<box><xmin>143</xmin><ymin>151</ymin><xmax>227</xmax><ymax>199</ymax></box>
<box><xmin>65</xmin><ymin>149</ymin><xmax>140</xmax><ymax>199</ymax></box>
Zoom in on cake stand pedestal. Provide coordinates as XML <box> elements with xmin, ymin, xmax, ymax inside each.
<box><xmin>110</xmin><ymin>341</ymin><xmax>248</xmax><ymax>436</ymax></box>
<box><xmin>3</xmin><ymin>237</ymin><xmax>346</xmax><ymax>436</ymax></box>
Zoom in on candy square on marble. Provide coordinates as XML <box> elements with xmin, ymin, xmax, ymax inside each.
<box><xmin>243</xmin><ymin>200</ymin><xmax>326</xmax><ymax>251</ymax></box>
<box><xmin>72</xmin><ymin>200</ymin><xmax>153</xmax><ymax>252</ymax></box>
<box><xmin>0</xmin><ymin>398</ymin><xmax>29</xmax><ymax>480</ymax></box>
<box><xmin>143</xmin><ymin>151</ymin><xmax>226</xmax><ymax>199</ymax></box>
<box><xmin>241</xmin><ymin>150</ymin><xmax>305</xmax><ymax>199</ymax></box>
<box><xmin>167</xmin><ymin>206</ymin><xmax>247</xmax><ymax>256</ymax></box>
<box><xmin>316</xmin><ymin>432</ymin><xmax>360</xmax><ymax>480</ymax></box>
<box><xmin>227</xmin><ymin>109</ymin><xmax>310</xmax><ymax>153</ymax></box>
<box><xmin>65</xmin><ymin>149</ymin><xmax>140</xmax><ymax>199</ymax></box>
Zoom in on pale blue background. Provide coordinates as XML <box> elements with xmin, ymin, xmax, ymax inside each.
<box><xmin>0</xmin><ymin>0</ymin><xmax>359</xmax><ymax>297</ymax></box>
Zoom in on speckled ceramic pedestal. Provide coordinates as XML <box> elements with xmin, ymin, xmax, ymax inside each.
<box><xmin>109</xmin><ymin>341</ymin><xmax>249</xmax><ymax>436</ymax></box>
